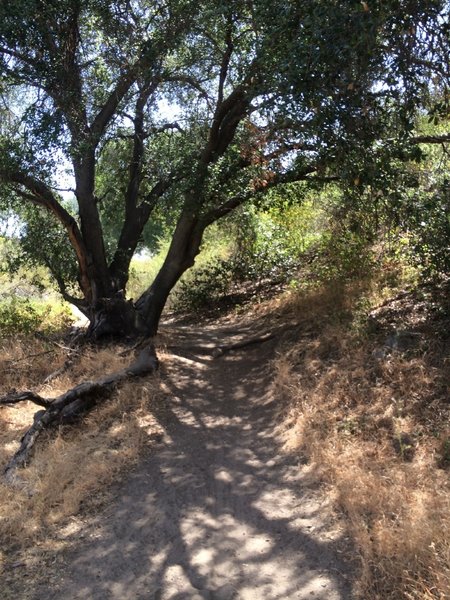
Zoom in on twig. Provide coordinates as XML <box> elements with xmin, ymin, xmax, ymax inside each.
<box><xmin>1</xmin><ymin>349</ymin><xmax>55</xmax><ymax>365</ymax></box>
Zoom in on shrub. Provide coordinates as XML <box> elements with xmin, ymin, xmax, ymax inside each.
<box><xmin>0</xmin><ymin>297</ymin><xmax>73</xmax><ymax>336</ymax></box>
<box><xmin>173</xmin><ymin>258</ymin><xmax>234</xmax><ymax>311</ymax></box>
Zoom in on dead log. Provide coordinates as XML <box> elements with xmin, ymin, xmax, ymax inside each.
<box><xmin>2</xmin><ymin>343</ymin><xmax>158</xmax><ymax>483</ymax></box>
<box><xmin>211</xmin><ymin>322</ymin><xmax>304</xmax><ymax>358</ymax></box>
<box><xmin>212</xmin><ymin>331</ymin><xmax>276</xmax><ymax>357</ymax></box>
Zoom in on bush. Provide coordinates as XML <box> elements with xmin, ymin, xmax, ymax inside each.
<box><xmin>403</xmin><ymin>185</ymin><xmax>450</xmax><ymax>277</ymax></box>
<box><xmin>173</xmin><ymin>259</ymin><xmax>234</xmax><ymax>311</ymax></box>
<box><xmin>0</xmin><ymin>297</ymin><xmax>74</xmax><ymax>336</ymax></box>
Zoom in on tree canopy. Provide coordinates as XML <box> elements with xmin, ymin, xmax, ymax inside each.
<box><xmin>0</xmin><ymin>0</ymin><xmax>448</xmax><ymax>337</ymax></box>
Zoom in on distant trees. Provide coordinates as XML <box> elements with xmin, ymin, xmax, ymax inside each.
<box><xmin>0</xmin><ymin>0</ymin><xmax>448</xmax><ymax>338</ymax></box>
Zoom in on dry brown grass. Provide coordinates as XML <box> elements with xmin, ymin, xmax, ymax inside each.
<box><xmin>274</xmin><ymin>281</ymin><xmax>450</xmax><ymax>599</ymax></box>
<box><xmin>0</xmin><ymin>338</ymin><xmax>165</xmax><ymax>576</ymax></box>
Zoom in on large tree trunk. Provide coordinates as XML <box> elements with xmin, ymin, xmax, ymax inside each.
<box><xmin>135</xmin><ymin>210</ymin><xmax>206</xmax><ymax>335</ymax></box>
<box><xmin>85</xmin><ymin>209</ymin><xmax>205</xmax><ymax>340</ymax></box>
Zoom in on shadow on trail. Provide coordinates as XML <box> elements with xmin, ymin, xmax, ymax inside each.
<box><xmin>31</xmin><ymin>325</ymin><xmax>354</xmax><ymax>600</ymax></box>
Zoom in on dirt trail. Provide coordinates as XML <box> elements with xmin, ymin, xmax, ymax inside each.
<box><xmin>30</xmin><ymin>320</ymin><xmax>354</xmax><ymax>600</ymax></box>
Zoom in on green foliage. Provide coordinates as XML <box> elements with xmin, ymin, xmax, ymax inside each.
<box><xmin>173</xmin><ymin>195</ymin><xmax>330</xmax><ymax>310</ymax></box>
<box><xmin>1</xmin><ymin>205</ymin><xmax>80</xmax><ymax>297</ymax></box>
<box><xmin>308</xmin><ymin>230</ymin><xmax>376</xmax><ymax>283</ymax></box>
<box><xmin>404</xmin><ymin>184</ymin><xmax>450</xmax><ymax>277</ymax></box>
<box><xmin>174</xmin><ymin>258</ymin><xmax>234</xmax><ymax>311</ymax></box>
<box><xmin>0</xmin><ymin>297</ymin><xmax>73</xmax><ymax>336</ymax></box>
<box><xmin>0</xmin><ymin>0</ymin><xmax>448</xmax><ymax>319</ymax></box>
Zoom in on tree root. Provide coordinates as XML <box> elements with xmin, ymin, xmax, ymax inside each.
<box><xmin>212</xmin><ymin>331</ymin><xmax>276</xmax><ymax>357</ymax></box>
<box><xmin>2</xmin><ymin>344</ymin><xmax>158</xmax><ymax>483</ymax></box>
<box><xmin>211</xmin><ymin>322</ymin><xmax>303</xmax><ymax>358</ymax></box>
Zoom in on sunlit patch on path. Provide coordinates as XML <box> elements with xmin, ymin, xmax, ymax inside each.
<box><xmin>28</xmin><ymin>322</ymin><xmax>354</xmax><ymax>599</ymax></box>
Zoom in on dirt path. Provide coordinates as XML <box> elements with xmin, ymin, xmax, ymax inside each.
<box><xmin>30</xmin><ymin>321</ymin><xmax>354</xmax><ymax>599</ymax></box>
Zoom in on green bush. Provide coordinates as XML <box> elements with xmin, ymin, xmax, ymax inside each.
<box><xmin>0</xmin><ymin>297</ymin><xmax>74</xmax><ymax>336</ymax></box>
<box><xmin>403</xmin><ymin>186</ymin><xmax>450</xmax><ymax>277</ymax></box>
<box><xmin>309</xmin><ymin>229</ymin><xmax>376</xmax><ymax>283</ymax></box>
<box><xmin>173</xmin><ymin>259</ymin><xmax>234</xmax><ymax>311</ymax></box>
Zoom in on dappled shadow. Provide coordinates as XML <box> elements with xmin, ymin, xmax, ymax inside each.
<box><xmin>28</xmin><ymin>322</ymin><xmax>354</xmax><ymax>600</ymax></box>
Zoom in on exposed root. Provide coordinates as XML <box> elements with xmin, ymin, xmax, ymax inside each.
<box><xmin>0</xmin><ymin>390</ymin><xmax>51</xmax><ymax>408</ymax></box>
<box><xmin>3</xmin><ymin>343</ymin><xmax>158</xmax><ymax>483</ymax></box>
<box><xmin>212</xmin><ymin>331</ymin><xmax>276</xmax><ymax>357</ymax></box>
<box><xmin>212</xmin><ymin>322</ymin><xmax>301</xmax><ymax>358</ymax></box>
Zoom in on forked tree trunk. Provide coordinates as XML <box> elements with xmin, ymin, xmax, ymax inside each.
<box><xmin>135</xmin><ymin>210</ymin><xmax>206</xmax><ymax>335</ymax></box>
<box><xmin>86</xmin><ymin>210</ymin><xmax>206</xmax><ymax>339</ymax></box>
<box><xmin>1</xmin><ymin>213</ymin><xmax>206</xmax><ymax>480</ymax></box>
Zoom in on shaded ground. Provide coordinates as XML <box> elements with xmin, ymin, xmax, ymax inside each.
<box><xmin>22</xmin><ymin>320</ymin><xmax>354</xmax><ymax>599</ymax></box>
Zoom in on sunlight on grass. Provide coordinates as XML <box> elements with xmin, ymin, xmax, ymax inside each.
<box><xmin>273</xmin><ymin>280</ymin><xmax>450</xmax><ymax>599</ymax></box>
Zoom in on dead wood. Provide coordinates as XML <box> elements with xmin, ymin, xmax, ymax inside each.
<box><xmin>3</xmin><ymin>343</ymin><xmax>158</xmax><ymax>483</ymax></box>
<box><xmin>212</xmin><ymin>331</ymin><xmax>276</xmax><ymax>357</ymax></box>
<box><xmin>212</xmin><ymin>322</ymin><xmax>301</xmax><ymax>358</ymax></box>
<box><xmin>0</xmin><ymin>390</ymin><xmax>52</xmax><ymax>408</ymax></box>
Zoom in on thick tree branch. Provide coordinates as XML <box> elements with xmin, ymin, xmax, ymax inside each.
<box><xmin>202</xmin><ymin>86</ymin><xmax>250</xmax><ymax>163</ymax></box>
<box><xmin>201</xmin><ymin>166</ymin><xmax>319</xmax><ymax>225</ymax></box>
<box><xmin>125</xmin><ymin>82</ymin><xmax>159</xmax><ymax>214</ymax></box>
<box><xmin>109</xmin><ymin>177</ymin><xmax>174</xmax><ymax>288</ymax></box>
<box><xmin>411</xmin><ymin>133</ymin><xmax>450</xmax><ymax>144</ymax></box>
<box><xmin>1</xmin><ymin>169</ymin><xmax>93</xmax><ymax>301</ymax></box>
<box><xmin>90</xmin><ymin>69</ymin><xmax>141</xmax><ymax>140</ymax></box>
<box><xmin>217</xmin><ymin>21</ymin><xmax>234</xmax><ymax>106</ymax></box>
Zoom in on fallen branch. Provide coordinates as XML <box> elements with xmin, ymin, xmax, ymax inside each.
<box><xmin>211</xmin><ymin>321</ymin><xmax>309</xmax><ymax>358</ymax></box>
<box><xmin>212</xmin><ymin>331</ymin><xmax>276</xmax><ymax>357</ymax></box>
<box><xmin>3</xmin><ymin>343</ymin><xmax>158</xmax><ymax>483</ymax></box>
<box><xmin>0</xmin><ymin>390</ymin><xmax>52</xmax><ymax>408</ymax></box>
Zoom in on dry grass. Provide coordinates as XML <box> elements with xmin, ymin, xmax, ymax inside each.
<box><xmin>274</xmin><ymin>280</ymin><xmax>450</xmax><ymax>599</ymax></box>
<box><xmin>0</xmin><ymin>337</ymin><xmax>165</xmax><ymax>576</ymax></box>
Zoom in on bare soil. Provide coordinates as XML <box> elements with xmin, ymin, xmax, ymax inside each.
<box><xmin>6</xmin><ymin>319</ymin><xmax>355</xmax><ymax>599</ymax></box>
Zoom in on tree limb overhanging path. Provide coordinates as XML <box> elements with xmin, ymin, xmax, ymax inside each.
<box><xmin>26</xmin><ymin>321</ymin><xmax>354</xmax><ymax>600</ymax></box>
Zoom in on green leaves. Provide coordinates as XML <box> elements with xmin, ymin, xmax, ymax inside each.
<box><xmin>0</xmin><ymin>0</ymin><xmax>448</xmax><ymax>308</ymax></box>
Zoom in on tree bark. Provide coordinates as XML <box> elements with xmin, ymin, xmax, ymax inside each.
<box><xmin>135</xmin><ymin>209</ymin><xmax>206</xmax><ymax>335</ymax></box>
<box><xmin>2</xmin><ymin>344</ymin><xmax>158</xmax><ymax>483</ymax></box>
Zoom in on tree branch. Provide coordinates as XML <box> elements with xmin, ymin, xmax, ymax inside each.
<box><xmin>411</xmin><ymin>133</ymin><xmax>450</xmax><ymax>144</ymax></box>
<box><xmin>1</xmin><ymin>169</ymin><xmax>93</xmax><ymax>301</ymax></box>
<box><xmin>201</xmin><ymin>166</ymin><xmax>320</xmax><ymax>225</ymax></box>
<box><xmin>124</xmin><ymin>81</ymin><xmax>160</xmax><ymax>214</ymax></box>
<box><xmin>0</xmin><ymin>391</ymin><xmax>51</xmax><ymax>409</ymax></box>
<box><xmin>217</xmin><ymin>21</ymin><xmax>234</xmax><ymax>106</ymax></box>
<box><xmin>165</xmin><ymin>74</ymin><xmax>210</xmax><ymax>100</ymax></box>
<box><xmin>90</xmin><ymin>69</ymin><xmax>141</xmax><ymax>139</ymax></box>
